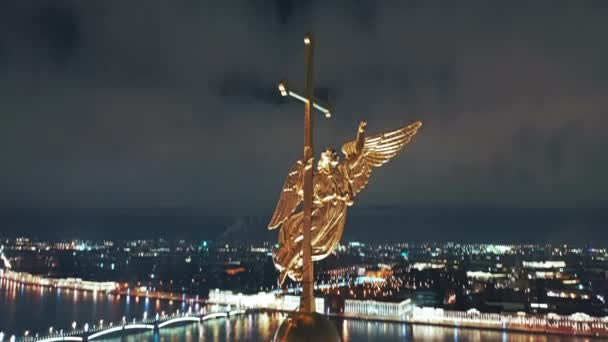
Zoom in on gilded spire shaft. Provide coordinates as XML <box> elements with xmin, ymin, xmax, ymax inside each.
<box><xmin>300</xmin><ymin>32</ymin><xmax>315</xmax><ymax>313</ymax></box>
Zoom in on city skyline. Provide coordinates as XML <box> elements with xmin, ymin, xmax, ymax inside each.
<box><xmin>1</xmin><ymin>2</ymin><xmax>607</xmax><ymax>241</ymax></box>
<box><xmin>2</xmin><ymin>235</ymin><xmax>608</xmax><ymax>340</ymax></box>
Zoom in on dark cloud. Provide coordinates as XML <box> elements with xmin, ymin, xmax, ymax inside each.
<box><xmin>215</xmin><ymin>72</ymin><xmax>280</xmax><ymax>105</ymax></box>
<box><xmin>347</xmin><ymin>205</ymin><xmax>608</xmax><ymax>245</ymax></box>
<box><xmin>34</xmin><ymin>3</ymin><xmax>82</xmax><ymax>65</ymax></box>
<box><xmin>0</xmin><ymin>1</ymin><xmax>607</xmax><ymax>241</ymax></box>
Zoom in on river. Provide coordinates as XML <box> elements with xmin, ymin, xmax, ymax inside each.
<box><xmin>0</xmin><ymin>278</ymin><xmax>600</xmax><ymax>341</ymax></box>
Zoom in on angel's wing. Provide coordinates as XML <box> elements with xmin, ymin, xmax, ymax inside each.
<box><xmin>267</xmin><ymin>159</ymin><xmax>305</xmax><ymax>230</ymax></box>
<box><xmin>341</xmin><ymin>121</ymin><xmax>422</xmax><ymax>196</ymax></box>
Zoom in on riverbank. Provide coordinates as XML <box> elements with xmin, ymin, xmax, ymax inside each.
<box><xmin>0</xmin><ymin>268</ymin><xmax>115</xmax><ymax>292</ymax></box>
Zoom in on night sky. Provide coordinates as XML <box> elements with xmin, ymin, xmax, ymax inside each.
<box><xmin>0</xmin><ymin>1</ymin><xmax>607</xmax><ymax>242</ymax></box>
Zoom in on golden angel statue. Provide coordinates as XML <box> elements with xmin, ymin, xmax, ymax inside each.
<box><xmin>268</xmin><ymin>120</ymin><xmax>422</xmax><ymax>284</ymax></box>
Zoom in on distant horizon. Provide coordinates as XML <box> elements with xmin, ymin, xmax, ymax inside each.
<box><xmin>1</xmin><ymin>235</ymin><xmax>604</xmax><ymax>248</ymax></box>
<box><xmin>0</xmin><ymin>203</ymin><xmax>605</xmax><ymax>244</ymax></box>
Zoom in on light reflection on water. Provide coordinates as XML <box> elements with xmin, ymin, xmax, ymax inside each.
<box><xmin>98</xmin><ymin>313</ymin><xmax>601</xmax><ymax>342</ymax></box>
<box><xmin>0</xmin><ymin>278</ymin><xmax>181</xmax><ymax>337</ymax></box>
<box><xmin>99</xmin><ymin>313</ymin><xmax>283</xmax><ymax>342</ymax></box>
<box><xmin>0</xmin><ymin>280</ymin><xmax>602</xmax><ymax>341</ymax></box>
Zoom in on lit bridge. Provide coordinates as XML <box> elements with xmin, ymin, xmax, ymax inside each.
<box><xmin>18</xmin><ymin>309</ymin><xmax>246</xmax><ymax>342</ymax></box>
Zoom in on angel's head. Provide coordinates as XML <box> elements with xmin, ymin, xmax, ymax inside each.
<box><xmin>318</xmin><ymin>148</ymin><xmax>339</xmax><ymax>174</ymax></box>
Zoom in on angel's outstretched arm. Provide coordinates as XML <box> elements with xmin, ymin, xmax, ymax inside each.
<box><xmin>347</xmin><ymin>121</ymin><xmax>367</xmax><ymax>169</ymax></box>
<box><xmin>341</xmin><ymin>120</ymin><xmax>422</xmax><ymax>196</ymax></box>
<box><xmin>355</xmin><ymin>121</ymin><xmax>367</xmax><ymax>154</ymax></box>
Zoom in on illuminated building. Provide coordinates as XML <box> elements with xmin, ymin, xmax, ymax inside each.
<box><xmin>344</xmin><ymin>298</ymin><xmax>413</xmax><ymax>319</ymax></box>
<box><xmin>466</xmin><ymin>271</ymin><xmax>508</xmax><ymax>280</ymax></box>
<box><xmin>207</xmin><ymin>289</ymin><xmax>324</xmax><ymax>313</ymax></box>
<box><xmin>522</xmin><ymin>261</ymin><xmax>566</xmax><ymax>269</ymax></box>
<box><xmin>0</xmin><ymin>269</ymin><xmax>117</xmax><ymax>292</ymax></box>
<box><xmin>410</xmin><ymin>262</ymin><xmax>445</xmax><ymax>271</ymax></box>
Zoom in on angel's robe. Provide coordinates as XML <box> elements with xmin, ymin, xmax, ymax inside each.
<box><xmin>274</xmin><ymin>164</ymin><xmax>352</xmax><ymax>282</ymax></box>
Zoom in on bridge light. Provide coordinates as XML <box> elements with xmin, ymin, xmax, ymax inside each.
<box><xmin>49</xmin><ymin>327</ymin><xmax>53</xmax><ymax>335</ymax></box>
<box><xmin>0</xmin><ymin>332</ymin><xmax>4</xmax><ymax>341</ymax></box>
<box><xmin>71</xmin><ymin>321</ymin><xmax>77</xmax><ymax>330</ymax></box>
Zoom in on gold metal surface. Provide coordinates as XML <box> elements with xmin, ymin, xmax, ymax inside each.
<box><xmin>270</xmin><ymin>33</ymin><xmax>421</xmax><ymax>316</ymax></box>
<box><xmin>275</xmin><ymin>33</ymin><xmax>330</xmax><ymax>313</ymax></box>
<box><xmin>269</xmin><ymin>120</ymin><xmax>423</xmax><ymax>285</ymax></box>
<box><xmin>272</xmin><ymin>312</ymin><xmax>340</xmax><ymax>342</ymax></box>
<box><xmin>300</xmin><ymin>31</ymin><xmax>316</xmax><ymax>313</ymax></box>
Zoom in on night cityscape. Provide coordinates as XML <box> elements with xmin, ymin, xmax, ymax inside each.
<box><xmin>2</xmin><ymin>237</ymin><xmax>608</xmax><ymax>340</ymax></box>
<box><xmin>1</xmin><ymin>1</ymin><xmax>608</xmax><ymax>341</ymax></box>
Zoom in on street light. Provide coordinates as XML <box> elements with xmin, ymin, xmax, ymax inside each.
<box><xmin>71</xmin><ymin>321</ymin><xmax>77</xmax><ymax>330</ymax></box>
<box><xmin>49</xmin><ymin>327</ymin><xmax>53</xmax><ymax>335</ymax></box>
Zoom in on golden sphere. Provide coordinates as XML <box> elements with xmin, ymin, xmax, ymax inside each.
<box><xmin>273</xmin><ymin>312</ymin><xmax>341</xmax><ymax>342</ymax></box>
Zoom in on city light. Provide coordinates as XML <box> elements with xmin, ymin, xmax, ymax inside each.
<box><xmin>522</xmin><ymin>261</ymin><xmax>566</xmax><ymax>269</ymax></box>
<box><xmin>2</xmin><ymin>237</ymin><xmax>608</xmax><ymax>340</ymax></box>
<box><xmin>0</xmin><ymin>269</ymin><xmax>116</xmax><ymax>292</ymax></box>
